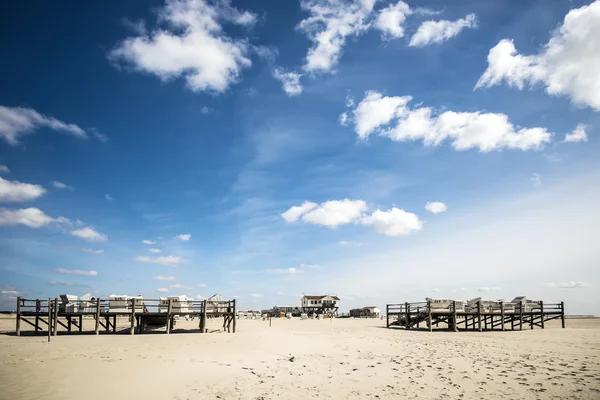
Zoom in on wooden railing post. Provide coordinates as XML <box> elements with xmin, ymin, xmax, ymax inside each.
<box><xmin>386</xmin><ymin>304</ymin><xmax>389</xmax><ymax>328</ymax></box>
<box><xmin>500</xmin><ymin>302</ymin><xmax>505</xmax><ymax>332</ymax></box>
<box><xmin>232</xmin><ymin>300</ymin><xmax>237</xmax><ymax>333</ymax></box>
<box><xmin>35</xmin><ymin>300</ymin><xmax>40</xmax><ymax>334</ymax></box>
<box><xmin>16</xmin><ymin>297</ymin><xmax>21</xmax><ymax>337</ymax></box>
<box><xmin>561</xmin><ymin>301</ymin><xmax>565</xmax><ymax>329</ymax></box>
<box><xmin>53</xmin><ymin>298</ymin><xmax>59</xmax><ymax>336</ymax></box>
<box><xmin>47</xmin><ymin>298</ymin><xmax>52</xmax><ymax>342</ymax></box>
<box><xmin>540</xmin><ymin>301</ymin><xmax>544</xmax><ymax>329</ymax></box>
<box><xmin>477</xmin><ymin>301</ymin><xmax>482</xmax><ymax>332</ymax></box>
<box><xmin>404</xmin><ymin>302</ymin><xmax>410</xmax><ymax>329</ymax></box>
<box><xmin>519</xmin><ymin>302</ymin><xmax>523</xmax><ymax>331</ymax></box>
<box><xmin>95</xmin><ymin>298</ymin><xmax>101</xmax><ymax>335</ymax></box>
<box><xmin>427</xmin><ymin>301</ymin><xmax>432</xmax><ymax>332</ymax></box>
<box><xmin>130</xmin><ymin>298</ymin><xmax>136</xmax><ymax>335</ymax></box>
<box><xmin>201</xmin><ymin>300</ymin><xmax>207</xmax><ymax>333</ymax></box>
<box><xmin>166</xmin><ymin>298</ymin><xmax>173</xmax><ymax>334</ymax></box>
<box><xmin>452</xmin><ymin>301</ymin><xmax>458</xmax><ymax>332</ymax></box>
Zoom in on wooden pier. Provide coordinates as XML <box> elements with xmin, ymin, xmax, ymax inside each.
<box><xmin>386</xmin><ymin>300</ymin><xmax>565</xmax><ymax>332</ymax></box>
<box><xmin>15</xmin><ymin>297</ymin><xmax>237</xmax><ymax>337</ymax></box>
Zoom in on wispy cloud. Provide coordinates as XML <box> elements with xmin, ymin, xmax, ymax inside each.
<box><xmin>545</xmin><ymin>281</ymin><xmax>589</xmax><ymax>289</ymax></box>
<box><xmin>48</xmin><ymin>280</ymin><xmax>90</xmax><ymax>288</ymax></box>
<box><xmin>134</xmin><ymin>255</ymin><xmax>187</xmax><ymax>266</ymax></box>
<box><xmin>82</xmin><ymin>248</ymin><xmax>104</xmax><ymax>254</ymax></box>
<box><xmin>175</xmin><ymin>234</ymin><xmax>191</xmax><ymax>241</ymax></box>
<box><xmin>51</xmin><ymin>181</ymin><xmax>74</xmax><ymax>191</ymax></box>
<box><xmin>70</xmin><ymin>227</ymin><xmax>108</xmax><ymax>242</ymax></box>
<box><xmin>55</xmin><ymin>268</ymin><xmax>98</xmax><ymax>276</ymax></box>
<box><xmin>266</xmin><ymin>268</ymin><xmax>305</xmax><ymax>274</ymax></box>
<box><xmin>154</xmin><ymin>275</ymin><xmax>175</xmax><ymax>281</ymax></box>
<box><xmin>105</xmin><ymin>193</ymin><xmax>114</xmax><ymax>201</ymax></box>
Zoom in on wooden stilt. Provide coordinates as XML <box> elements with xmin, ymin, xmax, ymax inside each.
<box><xmin>47</xmin><ymin>298</ymin><xmax>52</xmax><ymax>342</ymax></box>
<box><xmin>79</xmin><ymin>315</ymin><xmax>83</xmax><ymax>332</ymax></box>
<box><xmin>130</xmin><ymin>298</ymin><xmax>136</xmax><ymax>335</ymax></box>
<box><xmin>477</xmin><ymin>301</ymin><xmax>482</xmax><ymax>332</ymax></box>
<box><xmin>67</xmin><ymin>316</ymin><xmax>72</xmax><ymax>332</ymax></box>
<box><xmin>166</xmin><ymin>299</ymin><xmax>173</xmax><ymax>334</ymax></box>
<box><xmin>404</xmin><ymin>302</ymin><xmax>410</xmax><ymax>329</ymax></box>
<box><xmin>427</xmin><ymin>301</ymin><xmax>432</xmax><ymax>332</ymax></box>
<box><xmin>113</xmin><ymin>316</ymin><xmax>117</xmax><ymax>333</ymax></box>
<box><xmin>561</xmin><ymin>301</ymin><xmax>565</xmax><ymax>328</ymax></box>
<box><xmin>35</xmin><ymin>300</ymin><xmax>40</xmax><ymax>335</ymax></box>
<box><xmin>95</xmin><ymin>298</ymin><xmax>101</xmax><ymax>335</ymax></box>
<box><xmin>232</xmin><ymin>300</ymin><xmax>237</xmax><ymax>333</ymax></box>
<box><xmin>540</xmin><ymin>301</ymin><xmax>545</xmax><ymax>329</ymax></box>
<box><xmin>201</xmin><ymin>300</ymin><xmax>207</xmax><ymax>333</ymax></box>
<box><xmin>16</xmin><ymin>297</ymin><xmax>21</xmax><ymax>337</ymax></box>
<box><xmin>519</xmin><ymin>302</ymin><xmax>523</xmax><ymax>331</ymax></box>
<box><xmin>452</xmin><ymin>301</ymin><xmax>458</xmax><ymax>332</ymax></box>
<box><xmin>386</xmin><ymin>304</ymin><xmax>390</xmax><ymax>328</ymax></box>
<box><xmin>500</xmin><ymin>302</ymin><xmax>505</xmax><ymax>332</ymax></box>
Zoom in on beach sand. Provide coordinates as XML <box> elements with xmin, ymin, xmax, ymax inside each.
<box><xmin>0</xmin><ymin>316</ymin><xmax>598</xmax><ymax>399</ymax></box>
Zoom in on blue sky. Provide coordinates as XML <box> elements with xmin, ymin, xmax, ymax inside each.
<box><xmin>1</xmin><ymin>0</ymin><xmax>598</xmax><ymax>313</ymax></box>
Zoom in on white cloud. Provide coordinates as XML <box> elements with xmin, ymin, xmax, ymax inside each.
<box><xmin>531</xmin><ymin>173</ymin><xmax>542</xmax><ymax>187</ymax></box>
<box><xmin>477</xmin><ymin>287</ymin><xmax>500</xmax><ymax>293</ymax></box>
<box><xmin>175</xmin><ymin>233</ymin><xmax>191</xmax><ymax>241</ymax></box>
<box><xmin>83</xmin><ymin>248</ymin><xmax>104</xmax><ymax>254</ymax></box>
<box><xmin>70</xmin><ymin>227</ymin><xmax>108</xmax><ymax>242</ymax></box>
<box><xmin>545</xmin><ymin>281</ymin><xmax>589</xmax><ymax>289</ymax></box>
<box><xmin>425</xmin><ymin>201</ymin><xmax>447</xmax><ymax>214</ymax></box>
<box><xmin>273</xmin><ymin>67</ymin><xmax>303</xmax><ymax>96</ymax></box>
<box><xmin>301</xmin><ymin>199</ymin><xmax>368</xmax><ymax>228</ymax></box>
<box><xmin>105</xmin><ymin>193</ymin><xmax>114</xmax><ymax>201</ymax></box>
<box><xmin>344</xmin><ymin>90</ymin><xmax>552</xmax><ymax>151</ymax></box>
<box><xmin>51</xmin><ymin>181</ymin><xmax>73</xmax><ymax>191</ymax></box>
<box><xmin>297</xmin><ymin>0</ymin><xmax>376</xmax><ymax>73</ymax></box>
<box><xmin>338</xmin><ymin>240</ymin><xmax>364</xmax><ymax>246</ymax></box>
<box><xmin>0</xmin><ymin>105</ymin><xmax>87</xmax><ymax>145</ymax></box>
<box><xmin>149</xmin><ymin>248</ymin><xmax>161</xmax><ymax>253</ymax></box>
<box><xmin>300</xmin><ymin>263</ymin><xmax>320</xmax><ymax>269</ymax></box>
<box><xmin>475</xmin><ymin>2</ymin><xmax>600</xmax><ymax>110</ymax></box>
<box><xmin>0</xmin><ymin>165</ymin><xmax>9</xmax><ymax>174</ymax></box>
<box><xmin>563</xmin><ymin>124</ymin><xmax>589</xmax><ymax>143</ymax></box>
<box><xmin>359</xmin><ymin>207</ymin><xmax>423</xmax><ymax>236</ymax></box>
<box><xmin>154</xmin><ymin>275</ymin><xmax>176</xmax><ymax>281</ymax></box>
<box><xmin>0</xmin><ymin>177</ymin><xmax>45</xmax><ymax>202</ymax></box>
<box><xmin>266</xmin><ymin>268</ymin><xmax>305</xmax><ymax>274</ymax></box>
<box><xmin>200</xmin><ymin>106</ymin><xmax>212</xmax><ymax>114</ymax></box>
<box><xmin>142</xmin><ymin>239</ymin><xmax>156</xmax><ymax>245</ymax></box>
<box><xmin>134</xmin><ymin>255</ymin><xmax>187</xmax><ymax>266</ymax></box>
<box><xmin>48</xmin><ymin>280</ymin><xmax>90</xmax><ymax>288</ymax></box>
<box><xmin>409</xmin><ymin>13</ymin><xmax>477</xmax><ymax>47</ymax></box>
<box><xmin>55</xmin><ymin>268</ymin><xmax>98</xmax><ymax>276</ymax></box>
<box><xmin>281</xmin><ymin>201</ymin><xmax>318</xmax><ymax>222</ymax></box>
<box><xmin>109</xmin><ymin>0</ymin><xmax>257</xmax><ymax>93</ymax></box>
<box><xmin>0</xmin><ymin>207</ymin><xmax>56</xmax><ymax>228</ymax></box>
<box><xmin>157</xmin><ymin>288</ymin><xmax>169</xmax><ymax>293</ymax></box>
<box><xmin>250</xmin><ymin>293</ymin><xmax>263</xmax><ymax>298</ymax></box>
<box><xmin>374</xmin><ymin>1</ymin><xmax>411</xmax><ymax>39</ymax></box>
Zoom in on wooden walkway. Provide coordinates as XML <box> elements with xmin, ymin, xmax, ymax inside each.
<box><xmin>15</xmin><ymin>297</ymin><xmax>237</xmax><ymax>337</ymax></box>
<box><xmin>386</xmin><ymin>300</ymin><xmax>565</xmax><ymax>332</ymax></box>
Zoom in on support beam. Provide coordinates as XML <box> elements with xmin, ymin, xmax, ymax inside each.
<box><xmin>500</xmin><ymin>302</ymin><xmax>505</xmax><ymax>332</ymax></box>
<box><xmin>427</xmin><ymin>301</ymin><xmax>432</xmax><ymax>332</ymax></box>
<box><xmin>477</xmin><ymin>301</ymin><xmax>482</xmax><ymax>332</ymax></box>
<box><xmin>47</xmin><ymin>298</ymin><xmax>52</xmax><ymax>342</ymax></box>
<box><xmin>53</xmin><ymin>298</ymin><xmax>59</xmax><ymax>336</ymax></box>
<box><xmin>79</xmin><ymin>315</ymin><xmax>83</xmax><ymax>333</ymax></box>
<box><xmin>130</xmin><ymin>298</ymin><xmax>136</xmax><ymax>335</ymax></box>
<box><xmin>232</xmin><ymin>300</ymin><xmax>237</xmax><ymax>333</ymax></box>
<box><xmin>561</xmin><ymin>301</ymin><xmax>565</xmax><ymax>329</ymax></box>
<box><xmin>166</xmin><ymin>299</ymin><xmax>173</xmax><ymax>334</ymax></box>
<box><xmin>95</xmin><ymin>298</ymin><xmax>101</xmax><ymax>335</ymax></box>
<box><xmin>405</xmin><ymin>302</ymin><xmax>410</xmax><ymax>330</ymax></box>
<box><xmin>386</xmin><ymin>305</ymin><xmax>390</xmax><ymax>328</ymax></box>
<box><xmin>519</xmin><ymin>303</ymin><xmax>523</xmax><ymax>331</ymax></box>
<box><xmin>201</xmin><ymin>300</ymin><xmax>207</xmax><ymax>333</ymax></box>
<box><xmin>16</xmin><ymin>297</ymin><xmax>21</xmax><ymax>337</ymax></box>
<box><xmin>452</xmin><ymin>301</ymin><xmax>458</xmax><ymax>332</ymax></box>
<box><xmin>540</xmin><ymin>301</ymin><xmax>545</xmax><ymax>329</ymax></box>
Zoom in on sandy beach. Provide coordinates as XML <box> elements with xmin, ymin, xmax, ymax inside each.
<box><xmin>0</xmin><ymin>316</ymin><xmax>598</xmax><ymax>399</ymax></box>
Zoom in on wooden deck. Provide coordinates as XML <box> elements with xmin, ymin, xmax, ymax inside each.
<box><xmin>386</xmin><ymin>300</ymin><xmax>565</xmax><ymax>332</ymax></box>
<box><xmin>15</xmin><ymin>297</ymin><xmax>237</xmax><ymax>337</ymax></box>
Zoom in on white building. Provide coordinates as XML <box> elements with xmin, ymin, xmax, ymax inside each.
<box><xmin>301</xmin><ymin>295</ymin><xmax>340</xmax><ymax>310</ymax></box>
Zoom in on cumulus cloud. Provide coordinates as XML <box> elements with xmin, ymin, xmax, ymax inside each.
<box><xmin>563</xmin><ymin>124</ymin><xmax>589</xmax><ymax>143</ymax></box>
<box><xmin>266</xmin><ymin>267</ymin><xmax>305</xmax><ymax>274</ymax></box>
<box><xmin>301</xmin><ymin>199</ymin><xmax>367</xmax><ymax>228</ymax></box>
<box><xmin>409</xmin><ymin>13</ymin><xmax>477</xmax><ymax>47</ymax></box>
<box><xmin>281</xmin><ymin>201</ymin><xmax>318</xmax><ymax>222</ymax></box>
<box><xmin>71</xmin><ymin>227</ymin><xmax>108</xmax><ymax>242</ymax></box>
<box><xmin>273</xmin><ymin>67</ymin><xmax>303</xmax><ymax>96</ymax></box>
<box><xmin>55</xmin><ymin>268</ymin><xmax>98</xmax><ymax>276</ymax></box>
<box><xmin>359</xmin><ymin>207</ymin><xmax>423</xmax><ymax>236</ymax></box>
<box><xmin>142</xmin><ymin>239</ymin><xmax>156</xmax><ymax>245</ymax></box>
<box><xmin>0</xmin><ymin>207</ymin><xmax>57</xmax><ymax>228</ymax></box>
<box><xmin>175</xmin><ymin>233</ymin><xmax>191</xmax><ymax>241</ymax></box>
<box><xmin>51</xmin><ymin>181</ymin><xmax>74</xmax><ymax>191</ymax></box>
<box><xmin>425</xmin><ymin>201</ymin><xmax>447</xmax><ymax>214</ymax></box>
<box><xmin>82</xmin><ymin>248</ymin><xmax>104</xmax><ymax>254</ymax></box>
<box><xmin>0</xmin><ymin>177</ymin><xmax>45</xmax><ymax>202</ymax></box>
<box><xmin>0</xmin><ymin>105</ymin><xmax>87</xmax><ymax>145</ymax></box>
<box><xmin>154</xmin><ymin>275</ymin><xmax>176</xmax><ymax>281</ymax></box>
<box><xmin>545</xmin><ymin>281</ymin><xmax>589</xmax><ymax>289</ymax></box>
<box><xmin>374</xmin><ymin>1</ymin><xmax>411</xmax><ymax>39</ymax></box>
<box><xmin>475</xmin><ymin>2</ymin><xmax>600</xmax><ymax>110</ymax></box>
<box><xmin>343</xmin><ymin>91</ymin><xmax>552</xmax><ymax>151</ymax></box>
<box><xmin>149</xmin><ymin>248</ymin><xmax>161</xmax><ymax>253</ymax></box>
<box><xmin>297</xmin><ymin>0</ymin><xmax>376</xmax><ymax>73</ymax></box>
<box><xmin>134</xmin><ymin>255</ymin><xmax>187</xmax><ymax>266</ymax></box>
<box><xmin>109</xmin><ymin>0</ymin><xmax>257</xmax><ymax>93</ymax></box>
<box><xmin>0</xmin><ymin>165</ymin><xmax>9</xmax><ymax>174</ymax></box>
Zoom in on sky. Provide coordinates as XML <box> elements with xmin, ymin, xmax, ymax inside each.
<box><xmin>0</xmin><ymin>0</ymin><xmax>598</xmax><ymax>314</ymax></box>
